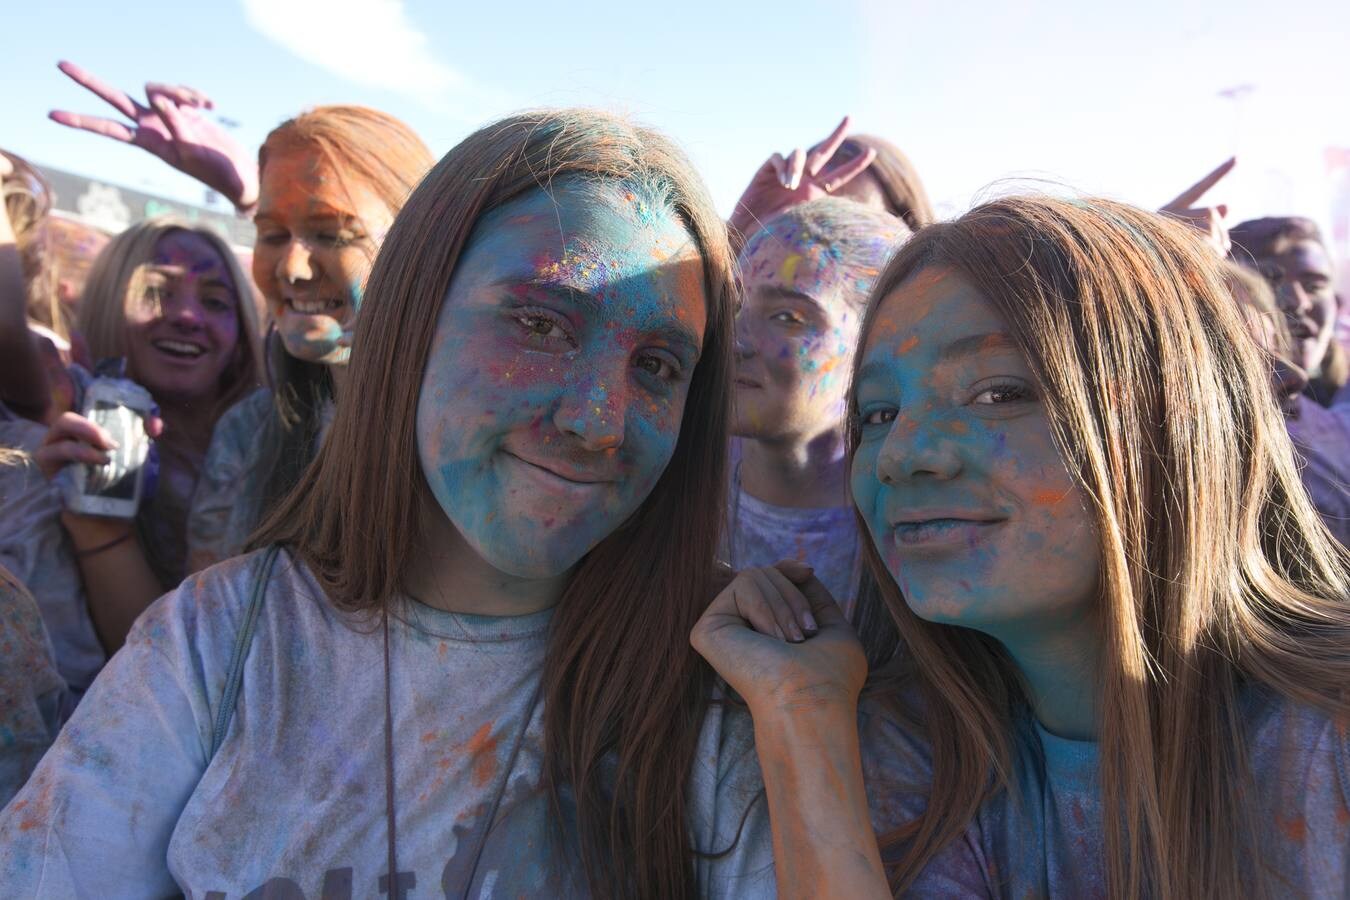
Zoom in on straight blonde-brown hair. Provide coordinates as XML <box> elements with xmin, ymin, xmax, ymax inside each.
<box><xmin>79</xmin><ymin>216</ymin><xmax>262</xmax><ymax>419</ymax></box>
<box><xmin>252</xmin><ymin>108</ymin><xmax>737</xmax><ymax>898</ymax></box>
<box><xmin>850</xmin><ymin>195</ymin><xmax>1350</xmax><ymax>898</ymax></box>
<box><xmin>253</xmin><ymin>105</ymin><xmax>434</xmax><ymax>511</ymax></box>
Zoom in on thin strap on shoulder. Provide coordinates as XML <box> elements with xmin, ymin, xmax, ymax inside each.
<box><xmin>209</xmin><ymin>544</ymin><xmax>280</xmax><ymax>760</ymax></box>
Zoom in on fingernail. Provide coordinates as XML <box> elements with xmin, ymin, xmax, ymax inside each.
<box><xmin>802</xmin><ymin>612</ymin><xmax>818</xmax><ymax>633</ymax></box>
<box><xmin>788</xmin><ymin>622</ymin><xmax>804</xmax><ymax>642</ymax></box>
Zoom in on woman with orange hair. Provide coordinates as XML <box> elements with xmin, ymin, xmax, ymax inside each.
<box><xmin>49</xmin><ymin>63</ymin><xmax>436</xmax><ymax>598</ymax></box>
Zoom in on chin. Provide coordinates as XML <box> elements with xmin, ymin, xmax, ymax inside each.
<box><xmin>474</xmin><ymin>531</ymin><xmax>589</xmax><ymax>579</ymax></box>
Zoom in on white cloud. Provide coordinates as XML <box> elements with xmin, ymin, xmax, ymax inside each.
<box><xmin>241</xmin><ymin>0</ymin><xmax>488</xmax><ymax>112</ymax></box>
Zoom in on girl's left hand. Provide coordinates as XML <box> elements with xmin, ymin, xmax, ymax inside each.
<box><xmin>691</xmin><ymin>559</ymin><xmax>867</xmax><ymax>715</ymax></box>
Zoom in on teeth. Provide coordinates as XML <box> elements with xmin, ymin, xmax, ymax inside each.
<box><xmin>289</xmin><ymin>297</ymin><xmax>343</xmax><ymax>315</ymax></box>
<box><xmin>154</xmin><ymin>340</ymin><xmax>204</xmax><ymax>357</ymax></box>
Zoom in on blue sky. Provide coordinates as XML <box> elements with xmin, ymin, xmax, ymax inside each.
<box><xmin>4</xmin><ymin>0</ymin><xmax>1349</xmax><ymax>233</ymax></box>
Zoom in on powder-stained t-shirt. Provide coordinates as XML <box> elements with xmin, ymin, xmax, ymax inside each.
<box><xmin>1287</xmin><ymin>395</ymin><xmax>1350</xmax><ymax>546</ymax></box>
<box><xmin>187</xmin><ymin>388</ymin><xmax>335</xmax><ymax>573</ymax></box>
<box><xmin>185</xmin><ymin>388</ymin><xmax>279</xmax><ymax>573</ymax></box>
<box><xmin>861</xmin><ymin>689</ymin><xmax>1350</xmax><ymax>898</ymax></box>
<box><xmin>0</xmin><ymin>566</ymin><xmax>66</xmax><ymax>807</ymax></box>
<box><xmin>0</xmin><ymin>413</ymin><xmax>107</xmax><ymax>695</ymax></box>
<box><xmin>0</xmin><ymin>549</ymin><xmax>775</xmax><ymax>898</ymax></box>
<box><xmin>724</xmin><ymin>444</ymin><xmax>862</xmax><ymax>617</ymax></box>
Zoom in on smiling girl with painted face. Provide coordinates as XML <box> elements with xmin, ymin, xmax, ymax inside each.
<box><xmin>186</xmin><ymin>106</ymin><xmax>434</xmax><ymax>573</ymax></box>
<box><xmin>730</xmin><ymin>198</ymin><xmax>908</xmax><ymax>614</ymax></box>
<box><xmin>695</xmin><ymin>195</ymin><xmax>1350</xmax><ymax>898</ymax></box>
<box><xmin>5</xmin><ymin>219</ymin><xmax>261</xmax><ymax>694</ymax></box>
<box><xmin>0</xmin><ymin>110</ymin><xmax>776</xmax><ymax>898</ymax></box>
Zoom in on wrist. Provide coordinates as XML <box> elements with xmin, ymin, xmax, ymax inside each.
<box><xmin>748</xmin><ymin>685</ymin><xmax>859</xmax><ymax>729</ymax></box>
<box><xmin>60</xmin><ymin>511</ymin><xmax>135</xmax><ymax>548</ymax></box>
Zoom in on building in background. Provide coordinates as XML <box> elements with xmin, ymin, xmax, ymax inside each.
<box><xmin>36</xmin><ymin>164</ymin><xmax>254</xmax><ymax>248</ymax></box>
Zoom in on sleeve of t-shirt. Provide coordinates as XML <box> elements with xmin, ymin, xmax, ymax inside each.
<box><xmin>0</xmin><ymin>561</ymin><xmax>247</xmax><ymax>897</ymax></box>
<box><xmin>186</xmin><ymin>389</ymin><xmax>271</xmax><ymax>573</ymax></box>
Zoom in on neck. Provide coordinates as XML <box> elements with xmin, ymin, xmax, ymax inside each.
<box><xmin>989</xmin><ymin>604</ymin><xmax>1101</xmax><ymax>741</ymax></box>
<box><xmin>739</xmin><ymin>427</ymin><xmax>849</xmax><ymax>508</ymax></box>
<box><xmin>156</xmin><ymin>393</ymin><xmax>220</xmax><ymax>456</ymax></box>
<box><xmin>404</xmin><ymin>501</ymin><xmax>569</xmax><ymax>617</ymax></box>
<box><xmin>327</xmin><ymin>362</ymin><xmax>348</xmax><ymax>401</ymax></box>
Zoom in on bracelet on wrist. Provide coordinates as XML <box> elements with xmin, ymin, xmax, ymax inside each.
<box><xmin>73</xmin><ymin>530</ymin><xmax>134</xmax><ymax>560</ymax></box>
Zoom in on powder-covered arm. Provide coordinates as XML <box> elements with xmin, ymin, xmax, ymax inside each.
<box><xmin>691</xmin><ymin>561</ymin><xmax>888</xmax><ymax>900</ymax></box>
<box><xmin>0</xmin><ymin>569</ymin><xmax>228</xmax><ymax>896</ymax></box>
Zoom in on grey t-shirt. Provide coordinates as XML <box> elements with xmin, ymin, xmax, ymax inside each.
<box><xmin>187</xmin><ymin>388</ymin><xmax>335</xmax><ymax>573</ymax></box>
<box><xmin>0</xmin><ymin>549</ymin><xmax>775</xmax><ymax>898</ymax></box>
<box><xmin>862</xmin><ymin>689</ymin><xmax>1350</xmax><ymax>897</ymax></box>
<box><xmin>0</xmin><ymin>567</ymin><xmax>65</xmax><ymax>807</ymax></box>
<box><xmin>0</xmin><ymin>414</ymin><xmax>106</xmax><ymax>694</ymax></box>
<box><xmin>724</xmin><ymin>444</ymin><xmax>862</xmax><ymax>617</ymax></box>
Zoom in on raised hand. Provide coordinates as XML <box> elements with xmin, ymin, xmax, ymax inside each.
<box><xmin>1160</xmin><ymin>157</ymin><xmax>1235</xmax><ymax>257</ymax></box>
<box><xmin>729</xmin><ymin>116</ymin><xmax>878</xmax><ymax>242</ymax></box>
<box><xmin>691</xmin><ymin>559</ymin><xmax>866</xmax><ymax>714</ymax></box>
<box><xmin>49</xmin><ymin>61</ymin><xmax>259</xmax><ymax>211</ymax></box>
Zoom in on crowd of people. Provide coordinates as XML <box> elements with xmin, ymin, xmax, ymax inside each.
<box><xmin>0</xmin><ymin>60</ymin><xmax>1346</xmax><ymax>898</ymax></box>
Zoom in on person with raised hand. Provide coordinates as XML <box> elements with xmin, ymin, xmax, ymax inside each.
<box><xmin>1159</xmin><ymin>156</ymin><xmax>1237</xmax><ymax>256</ymax></box>
<box><xmin>0</xmin><ymin>108</ymin><xmax>778</xmax><ymax>899</ymax></box>
<box><xmin>49</xmin><ymin>61</ymin><xmax>259</xmax><ymax>213</ymax></box>
<box><xmin>729</xmin><ymin>116</ymin><xmax>934</xmax><ymax>249</ymax></box>
<box><xmin>728</xmin><ymin>199</ymin><xmax>909</xmax><ymax>615</ymax></box>
<box><xmin>48</xmin><ymin>61</ymin><xmax>438</xmax><ymax>571</ymax></box>
<box><xmin>0</xmin><ymin>152</ymin><xmax>56</xmax><ymax>422</ymax></box>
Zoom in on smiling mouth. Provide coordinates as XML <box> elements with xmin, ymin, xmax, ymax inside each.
<box><xmin>286</xmin><ymin>297</ymin><xmax>346</xmax><ymax>316</ymax></box>
<box><xmin>152</xmin><ymin>338</ymin><xmax>206</xmax><ymax>359</ymax></box>
<box><xmin>734</xmin><ymin>377</ymin><xmax>763</xmax><ymax>389</ymax></box>
<box><xmin>503</xmin><ymin>451</ymin><xmax>613</xmax><ymax>487</ymax></box>
<box><xmin>891</xmin><ymin>518</ymin><xmax>1004</xmax><ymax>548</ymax></box>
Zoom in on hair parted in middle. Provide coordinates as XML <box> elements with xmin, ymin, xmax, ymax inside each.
<box><xmin>849</xmin><ymin>194</ymin><xmax>1350</xmax><ymax>899</ymax></box>
<box><xmin>78</xmin><ymin>215</ymin><xmax>263</xmax><ymax>417</ymax></box>
<box><xmin>251</xmin><ymin>108</ymin><xmax>738</xmax><ymax>899</ymax></box>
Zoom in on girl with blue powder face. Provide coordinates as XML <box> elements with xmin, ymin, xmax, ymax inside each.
<box><xmin>0</xmin><ymin>109</ymin><xmax>782</xmax><ymax>899</ymax></box>
<box><xmin>694</xmin><ymin>195</ymin><xmax>1350</xmax><ymax>898</ymax></box>
<box><xmin>729</xmin><ymin>198</ymin><xmax>908</xmax><ymax>616</ymax></box>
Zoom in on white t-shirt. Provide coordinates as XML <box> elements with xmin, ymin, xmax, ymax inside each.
<box><xmin>0</xmin><ymin>549</ymin><xmax>775</xmax><ymax>898</ymax></box>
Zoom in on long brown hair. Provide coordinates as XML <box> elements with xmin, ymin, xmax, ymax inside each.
<box><xmin>850</xmin><ymin>134</ymin><xmax>935</xmax><ymax>230</ymax></box>
<box><xmin>251</xmin><ymin>109</ymin><xmax>737</xmax><ymax>898</ymax></box>
<box><xmin>255</xmin><ymin>105</ymin><xmax>434</xmax><ymax>510</ymax></box>
<box><xmin>79</xmin><ymin>216</ymin><xmax>262</xmax><ymax>419</ymax></box>
<box><xmin>850</xmin><ymin>195</ymin><xmax>1350</xmax><ymax>898</ymax></box>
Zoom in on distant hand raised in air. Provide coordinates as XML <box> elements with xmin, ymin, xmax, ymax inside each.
<box><xmin>1160</xmin><ymin>157</ymin><xmax>1235</xmax><ymax>257</ymax></box>
<box><xmin>49</xmin><ymin>60</ymin><xmax>259</xmax><ymax>212</ymax></box>
<box><xmin>729</xmin><ymin>116</ymin><xmax>878</xmax><ymax>242</ymax></box>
